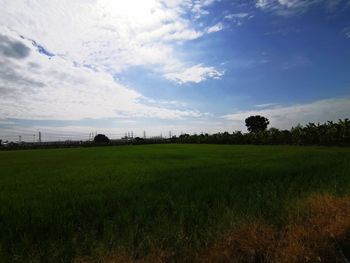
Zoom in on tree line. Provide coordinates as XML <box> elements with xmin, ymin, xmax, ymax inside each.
<box><xmin>1</xmin><ymin>116</ymin><xmax>349</xmax><ymax>150</ymax></box>
<box><xmin>171</xmin><ymin>116</ymin><xmax>350</xmax><ymax>146</ymax></box>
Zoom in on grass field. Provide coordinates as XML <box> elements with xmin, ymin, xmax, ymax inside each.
<box><xmin>0</xmin><ymin>144</ymin><xmax>350</xmax><ymax>262</ymax></box>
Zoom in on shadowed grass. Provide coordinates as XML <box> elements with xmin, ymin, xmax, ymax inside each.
<box><xmin>0</xmin><ymin>144</ymin><xmax>349</xmax><ymax>262</ymax></box>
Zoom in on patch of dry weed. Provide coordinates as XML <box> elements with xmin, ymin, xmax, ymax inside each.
<box><xmin>200</xmin><ymin>194</ymin><xmax>350</xmax><ymax>263</ymax></box>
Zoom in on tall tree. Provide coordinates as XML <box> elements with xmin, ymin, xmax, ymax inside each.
<box><xmin>245</xmin><ymin>115</ymin><xmax>270</xmax><ymax>133</ymax></box>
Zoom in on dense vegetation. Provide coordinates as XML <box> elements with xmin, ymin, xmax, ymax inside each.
<box><xmin>174</xmin><ymin>118</ymin><xmax>350</xmax><ymax>146</ymax></box>
<box><xmin>0</xmin><ymin>144</ymin><xmax>349</xmax><ymax>262</ymax></box>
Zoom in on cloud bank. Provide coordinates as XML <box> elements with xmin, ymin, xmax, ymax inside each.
<box><xmin>0</xmin><ymin>0</ymin><xmax>222</xmax><ymax>122</ymax></box>
<box><xmin>0</xmin><ymin>28</ymin><xmax>203</xmax><ymax>121</ymax></box>
<box><xmin>0</xmin><ymin>0</ymin><xmax>221</xmax><ymax>83</ymax></box>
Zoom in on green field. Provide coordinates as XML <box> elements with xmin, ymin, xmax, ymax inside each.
<box><xmin>0</xmin><ymin>144</ymin><xmax>350</xmax><ymax>262</ymax></box>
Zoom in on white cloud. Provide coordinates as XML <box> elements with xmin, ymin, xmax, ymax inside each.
<box><xmin>223</xmin><ymin>97</ymin><xmax>350</xmax><ymax>130</ymax></box>
<box><xmin>206</xmin><ymin>23</ymin><xmax>224</xmax><ymax>34</ymax></box>
<box><xmin>0</xmin><ymin>0</ymin><xmax>224</xmax><ymax>122</ymax></box>
<box><xmin>191</xmin><ymin>0</ymin><xmax>218</xmax><ymax>19</ymax></box>
<box><xmin>0</xmin><ymin>29</ymin><xmax>204</xmax><ymax>121</ymax></box>
<box><xmin>164</xmin><ymin>64</ymin><xmax>223</xmax><ymax>84</ymax></box>
<box><xmin>0</xmin><ymin>0</ymin><xmax>221</xmax><ymax>83</ymax></box>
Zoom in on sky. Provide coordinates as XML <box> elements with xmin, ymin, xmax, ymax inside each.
<box><xmin>0</xmin><ymin>0</ymin><xmax>350</xmax><ymax>141</ymax></box>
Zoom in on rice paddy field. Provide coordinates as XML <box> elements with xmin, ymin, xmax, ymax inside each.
<box><xmin>0</xmin><ymin>144</ymin><xmax>350</xmax><ymax>262</ymax></box>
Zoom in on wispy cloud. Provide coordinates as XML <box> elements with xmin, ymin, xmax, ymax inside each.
<box><xmin>206</xmin><ymin>22</ymin><xmax>224</xmax><ymax>33</ymax></box>
<box><xmin>224</xmin><ymin>13</ymin><xmax>250</xmax><ymax>19</ymax></box>
<box><xmin>264</xmin><ymin>27</ymin><xmax>301</xmax><ymax>36</ymax></box>
<box><xmin>281</xmin><ymin>54</ymin><xmax>311</xmax><ymax>70</ymax></box>
<box><xmin>224</xmin><ymin>13</ymin><xmax>253</xmax><ymax>26</ymax></box>
<box><xmin>343</xmin><ymin>27</ymin><xmax>350</xmax><ymax>38</ymax></box>
<box><xmin>255</xmin><ymin>103</ymin><xmax>279</xmax><ymax>108</ymax></box>
<box><xmin>191</xmin><ymin>0</ymin><xmax>218</xmax><ymax>19</ymax></box>
<box><xmin>164</xmin><ymin>64</ymin><xmax>224</xmax><ymax>84</ymax></box>
<box><xmin>255</xmin><ymin>0</ymin><xmax>338</xmax><ymax>16</ymax></box>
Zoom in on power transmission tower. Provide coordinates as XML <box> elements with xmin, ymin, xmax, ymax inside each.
<box><xmin>169</xmin><ymin>131</ymin><xmax>172</xmax><ymax>138</ymax></box>
<box><xmin>38</xmin><ymin>132</ymin><xmax>42</xmax><ymax>143</ymax></box>
<box><xmin>143</xmin><ymin>131</ymin><xmax>146</xmax><ymax>139</ymax></box>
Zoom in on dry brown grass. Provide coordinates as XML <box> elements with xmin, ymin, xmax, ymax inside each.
<box><xmin>75</xmin><ymin>194</ymin><xmax>350</xmax><ymax>263</ymax></box>
<box><xmin>199</xmin><ymin>222</ymin><xmax>277</xmax><ymax>263</ymax></box>
<box><xmin>201</xmin><ymin>194</ymin><xmax>350</xmax><ymax>263</ymax></box>
<box><xmin>275</xmin><ymin>194</ymin><xmax>350</xmax><ymax>263</ymax></box>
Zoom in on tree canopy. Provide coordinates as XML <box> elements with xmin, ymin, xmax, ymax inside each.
<box><xmin>245</xmin><ymin>115</ymin><xmax>270</xmax><ymax>133</ymax></box>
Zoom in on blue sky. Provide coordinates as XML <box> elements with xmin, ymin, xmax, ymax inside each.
<box><xmin>0</xmin><ymin>0</ymin><xmax>349</xmax><ymax>141</ymax></box>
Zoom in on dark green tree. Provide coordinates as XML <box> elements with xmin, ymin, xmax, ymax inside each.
<box><xmin>94</xmin><ymin>134</ymin><xmax>110</xmax><ymax>144</ymax></box>
<box><xmin>245</xmin><ymin>115</ymin><xmax>270</xmax><ymax>133</ymax></box>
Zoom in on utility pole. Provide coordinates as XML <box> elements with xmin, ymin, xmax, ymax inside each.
<box><xmin>131</xmin><ymin>131</ymin><xmax>133</xmax><ymax>138</ymax></box>
<box><xmin>169</xmin><ymin>131</ymin><xmax>172</xmax><ymax>138</ymax></box>
<box><xmin>19</xmin><ymin>135</ymin><xmax>21</xmax><ymax>143</ymax></box>
<box><xmin>33</xmin><ymin>134</ymin><xmax>35</xmax><ymax>143</ymax></box>
<box><xmin>143</xmin><ymin>131</ymin><xmax>146</xmax><ymax>139</ymax></box>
